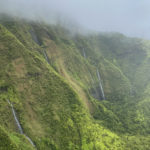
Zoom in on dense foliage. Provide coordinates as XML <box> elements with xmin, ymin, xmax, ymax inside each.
<box><xmin>0</xmin><ymin>14</ymin><xmax>150</xmax><ymax>149</ymax></box>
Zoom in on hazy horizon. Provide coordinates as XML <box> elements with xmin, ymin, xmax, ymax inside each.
<box><xmin>0</xmin><ymin>0</ymin><xmax>150</xmax><ymax>39</ymax></box>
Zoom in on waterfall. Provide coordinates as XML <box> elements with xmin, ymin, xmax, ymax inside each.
<box><xmin>7</xmin><ymin>100</ymin><xmax>23</xmax><ymax>134</ymax></box>
<box><xmin>30</xmin><ymin>30</ymin><xmax>40</xmax><ymax>45</ymax></box>
<box><xmin>89</xmin><ymin>72</ymin><xmax>99</xmax><ymax>99</ymax></box>
<box><xmin>43</xmin><ymin>50</ymin><xmax>49</xmax><ymax>64</ymax></box>
<box><xmin>25</xmin><ymin>135</ymin><xmax>36</xmax><ymax>147</ymax></box>
<box><xmin>82</xmin><ymin>48</ymin><xmax>86</xmax><ymax>58</ymax></box>
<box><xmin>96</xmin><ymin>69</ymin><xmax>105</xmax><ymax>100</ymax></box>
<box><xmin>7</xmin><ymin>100</ymin><xmax>36</xmax><ymax>148</ymax></box>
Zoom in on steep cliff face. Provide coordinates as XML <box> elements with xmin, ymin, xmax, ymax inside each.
<box><xmin>0</xmin><ymin>15</ymin><xmax>150</xmax><ymax>150</ymax></box>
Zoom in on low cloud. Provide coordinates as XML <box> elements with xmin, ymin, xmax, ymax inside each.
<box><xmin>0</xmin><ymin>0</ymin><xmax>150</xmax><ymax>39</ymax></box>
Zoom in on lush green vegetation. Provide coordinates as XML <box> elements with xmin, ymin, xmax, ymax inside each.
<box><xmin>0</xmin><ymin>14</ymin><xmax>150</xmax><ymax>149</ymax></box>
<box><xmin>0</xmin><ymin>125</ymin><xmax>34</xmax><ymax>150</ymax></box>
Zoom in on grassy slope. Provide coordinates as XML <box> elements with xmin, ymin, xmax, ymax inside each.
<box><xmin>0</xmin><ymin>15</ymin><xmax>150</xmax><ymax>149</ymax></box>
<box><xmin>0</xmin><ymin>125</ymin><xmax>36</xmax><ymax>150</ymax></box>
<box><xmin>35</xmin><ymin>24</ymin><xmax>150</xmax><ymax>148</ymax></box>
<box><xmin>0</xmin><ymin>20</ymin><xmax>125</xmax><ymax>150</ymax></box>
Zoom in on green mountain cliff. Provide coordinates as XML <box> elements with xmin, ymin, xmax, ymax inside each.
<box><xmin>0</xmin><ymin>15</ymin><xmax>150</xmax><ymax>150</ymax></box>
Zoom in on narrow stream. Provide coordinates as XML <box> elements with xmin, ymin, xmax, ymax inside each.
<box><xmin>43</xmin><ymin>50</ymin><xmax>50</xmax><ymax>64</ymax></box>
<box><xmin>96</xmin><ymin>69</ymin><xmax>105</xmax><ymax>100</ymax></box>
<box><xmin>82</xmin><ymin>48</ymin><xmax>86</xmax><ymax>58</ymax></box>
<box><xmin>7</xmin><ymin>100</ymin><xmax>36</xmax><ymax>148</ymax></box>
<box><xmin>89</xmin><ymin>72</ymin><xmax>99</xmax><ymax>98</ymax></box>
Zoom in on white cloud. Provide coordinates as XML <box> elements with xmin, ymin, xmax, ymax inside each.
<box><xmin>0</xmin><ymin>0</ymin><xmax>150</xmax><ymax>38</ymax></box>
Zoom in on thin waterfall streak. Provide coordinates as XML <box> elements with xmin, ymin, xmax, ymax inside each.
<box><xmin>97</xmin><ymin>69</ymin><xmax>105</xmax><ymax>99</ymax></box>
<box><xmin>11</xmin><ymin>106</ymin><xmax>23</xmax><ymax>134</ymax></box>
<box><xmin>89</xmin><ymin>72</ymin><xmax>99</xmax><ymax>98</ymax></box>
<box><xmin>7</xmin><ymin>100</ymin><xmax>36</xmax><ymax>148</ymax></box>
<box><xmin>7</xmin><ymin>100</ymin><xmax>23</xmax><ymax>134</ymax></box>
<box><xmin>82</xmin><ymin>48</ymin><xmax>86</xmax><ymax>58</ymax></box>
<box><xmin>43</xmin><ymin>50</ymin><xmax>49</xmax><ymax>64</ymax></box>
<box><xmin>25</xmin><ymin>135</ymin><xmax>36</xmax><ymax>147</ymax></box>
<box><xmin>30</xmin><ymin>30</ymin><xmax>39</xmax><ymax>45</ymax></box>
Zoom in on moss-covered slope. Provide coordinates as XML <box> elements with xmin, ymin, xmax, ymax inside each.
<box><xmin>0</xmin><ymin>15</ymin><xmax>150</xmax><ymax>150</ymax></box>
<box><xmin>0</xmin><ymin>19</ymin><xmax>125</xmax><ymax>150</ymax></box>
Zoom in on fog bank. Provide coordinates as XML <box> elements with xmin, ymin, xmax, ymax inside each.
<box><xmin>0</xmin><ymin>0</ymin><xmax>150</xmax><ymax>39</ymax></box>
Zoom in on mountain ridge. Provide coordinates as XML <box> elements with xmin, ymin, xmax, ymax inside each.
<box><xmin>0</xmin><ymin>14</ymin><xmax>150</xmax><ymax>150</ymax></box>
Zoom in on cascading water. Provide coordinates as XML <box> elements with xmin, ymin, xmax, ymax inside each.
<box><xmin>7</xmin><ymin>100</ymin><xmax>36</xmax><ymax>148</ymax></box>
<box><xmin>43</xmin><ymin>50</ymin><xmax>50</xmax><ymax>64</ymax></box>
<box><xmin>25</xmin><ymin>135</ymin><xmax>36</xmax><ymax>147</ymax></box>
<box><xmin>30</xmin><ymin>30</ymin><xmax>40</xmax><ymax>45</ymax></box>
<box><xmin>7</xmin><ymin>100</ymin><xmax>23</xmax><ymax>134</ymax></box>
<box><xmin>43</xmin><ymin>50</ymin><xmax>49</xmax><ymax>63</ymax></box>
<box><xmin>89</xmin><ymin>72</ymin><xmax>99</xmax><ymax>98</ymax></box>
<box><xmin>96</xmin><ymin>69</ymin><xmax>105</xmax><ymax>100</ymax></box>
<box><xmin>81</xmin><ymin>48</ymin><xmax>100</xmax><ymax>99</ymax></box>
<box><xmin>80</xmin><ymin>48</ymin><xmax>105</xmax><ymax>100</ymax></box>
<box><xmin>82</xmin><ymin>48</ymin><xmax>86</xmax><ymax>58</ymax></box>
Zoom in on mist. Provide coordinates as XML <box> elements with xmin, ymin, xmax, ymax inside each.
<box><xmin>0</xmin><ymin>0</ymin><xmax>150</xmax><ymax>39</ymax></box>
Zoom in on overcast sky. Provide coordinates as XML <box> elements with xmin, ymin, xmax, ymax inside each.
<box><xmin>0</xmin><ymin>0</ymin><xmax>150</xmax><ymax>39</ymax></box>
